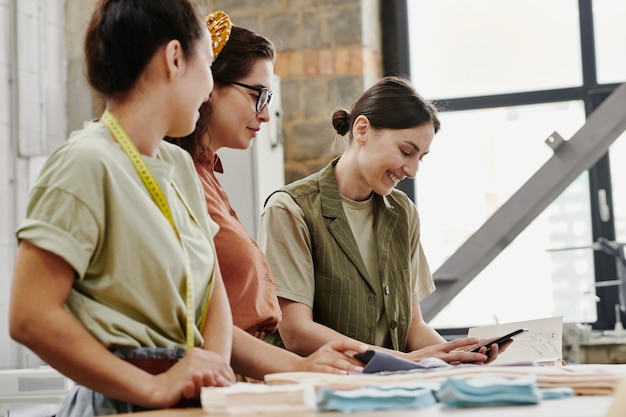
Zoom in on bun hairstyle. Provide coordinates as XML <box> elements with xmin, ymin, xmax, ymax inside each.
<box><xmin>84</xmin><ymin>0</ymin><xmax>204</xmax><ymax>96</ymax></box>
<box><xmin>332</xmin><ymin>76</ymin><xmax>440</xmax><ymax>140</ymax></box>
<box><xmin>332</xmin><ymin>108</ymin><xmax>352</xmax><ymax>137</ymax></box>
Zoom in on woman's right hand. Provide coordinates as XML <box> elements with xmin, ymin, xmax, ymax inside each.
<box><xmin>297</xmin><ymin>339</ymin><xmax>367</xmax><ymax>374</ymax></box>
<box><xmin>151</xmin><ymin>348</ymin><xmax>235</xmax><ymax>408</ymax></box>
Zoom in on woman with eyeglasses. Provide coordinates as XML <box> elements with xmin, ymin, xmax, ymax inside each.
<box><xmin>167</xmin><ymin>11</ymin><xmax>367</xmax><ymax>380</ymax></box>
<box><xmin>258</xmin><ymin>76</ymin><xmax>509</xmax><ymax>365</ymax></box>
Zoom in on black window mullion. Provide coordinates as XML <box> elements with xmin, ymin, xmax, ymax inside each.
<box><xmin>578</xmin><ymin>0</ymin><xmax>621</xmax><ymax>329</ymax></box>
<box><xmin>588</xmin><ymin>155</ymin><xmax>619</xmax><ymax>329</ymax></box>
<box><xmin>382</xmin><ymin>0</ymin><xmax>415</xmax><ymax>200</ymax></box>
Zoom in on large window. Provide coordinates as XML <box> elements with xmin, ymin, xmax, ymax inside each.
<box><xmin>409</xmin><ymin>0</ymin><xmax>582</xmax><ymax>98</ymax></box>
<box><xmin>406</xmin><ymin>0</ymin><xmax>626</xmax><ymax>331</ymax></box>
<box><xmin>416</xmin><ymin>103</ymin><xmax>594</xmax><ymax>326</ymax></box>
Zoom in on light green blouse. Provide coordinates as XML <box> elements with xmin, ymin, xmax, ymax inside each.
<box><xmin>17</xmin><ymin>121</ymin><xmax>218</xmax><ymax>349</ymax></box>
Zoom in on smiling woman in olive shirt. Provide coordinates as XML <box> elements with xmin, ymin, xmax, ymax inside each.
<box><xmin>259</xmin><ymin>76</ymin><xmax>508</xmax><ymax>365</ymax></box>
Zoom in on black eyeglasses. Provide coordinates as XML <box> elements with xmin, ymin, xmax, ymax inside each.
<box><xmin>216</xmin><ymin>79</ymin><xmax>273</xmax><ymax>113</ymax></box>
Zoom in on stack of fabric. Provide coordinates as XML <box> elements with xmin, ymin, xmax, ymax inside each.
<box><xmin>314</xmin><ymin>373</ymin><xmax>574</xmax><ymax>412</ymax></box>
<box><xmin>264</xmin><ymin>352</ymin><xmax>625</xmax><ymax>412</ymax></box>
<box><xmin>266</xmin><ymin>357</ymin><xmax>623</xmax><ymax>396</ymax></box>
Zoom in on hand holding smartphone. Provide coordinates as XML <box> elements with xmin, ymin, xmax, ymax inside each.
<box><xmin>470</xmin><ymin>328</ymin><xmax>528</xmax><ymax>353</ymax></box>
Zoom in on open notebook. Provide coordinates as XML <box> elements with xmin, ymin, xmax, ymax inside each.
<box><xmin>467</xmin><ymin>316</ymin><xmax>564</xmax><ymax>366</ymax></box>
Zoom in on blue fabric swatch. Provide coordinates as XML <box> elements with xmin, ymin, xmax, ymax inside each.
<box><xmin>316</xmin><ymin>379</ymin><xmax>439</xmax><ymax>412</ymax></box>
<box><xmin>436</xmin><ymin>374</ymin><xmax>543</xmax><ymax>408</ymax></box>
<box><xmin>540</xmin><ymin>386</ymin><xmax>574</xmax><ymax>400</ymax></box>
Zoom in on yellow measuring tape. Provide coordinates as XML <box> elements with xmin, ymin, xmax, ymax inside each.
<box><xmin>101</xmin><ymin>109</ymin><xmax>196</xmax><ymax>352</ymax></box>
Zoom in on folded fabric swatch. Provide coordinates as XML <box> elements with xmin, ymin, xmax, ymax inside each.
<box><xmin>540</xmin><ymin>386</ymin><xmax>574</xmax><ymax>400</ymax></box>
<box><xmin>316</xmin><ymin>379</ymin><xmax>439</xmax><ymax>412</ymax></box>
<box><xmin>201</xmin><ymin>382</ymin><xmax>317</xmax><ymax>414</ymax></box>
<box><xmin>436</xmin><ymin>374</ymin><xmax>542</xmax><ymax>408</ymax></box>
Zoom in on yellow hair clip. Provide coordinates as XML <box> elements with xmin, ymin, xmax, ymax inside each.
<box><xmin>206</xmin><ymin>10</ymin><xmax>232</xmax><ymax>59</ymax></box>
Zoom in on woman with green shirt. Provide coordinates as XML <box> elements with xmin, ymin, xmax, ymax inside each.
<box><xmin>9</xmin><ymin>0</ymin><xmax>235</xmax><ymax>414</ymax></box>
<box><xmin>259</xmin><ymin>76</ymin><xmax>507</xmax><ymax>365</ymax></box>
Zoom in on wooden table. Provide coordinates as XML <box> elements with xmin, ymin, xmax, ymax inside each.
<box><xmin>110</xmin><ymin>395</ymin><xmax>615</xmax><ymax>417</ymax></box>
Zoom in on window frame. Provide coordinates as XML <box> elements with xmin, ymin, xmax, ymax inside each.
<box><xmin>383</xmin><ymin>0</ymin><xmax>623</xmax><ymax>332</ymax></box>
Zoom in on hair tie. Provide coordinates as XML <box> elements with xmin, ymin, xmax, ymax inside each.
<box><xmin>206</xmin><ymin>11</ymin><xmax>232</xmax><ymax>59</ymax></box>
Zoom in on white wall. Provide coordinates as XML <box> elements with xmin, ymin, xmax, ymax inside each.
<box><xmin>0</xmin><ymin>0</ymin><xmax>66</xmax><ymax>370</ymax></box>
<box><xmin>0</xmin><ymin>0</ymin><xmax>17</xmax><ymax>372</ymax></box>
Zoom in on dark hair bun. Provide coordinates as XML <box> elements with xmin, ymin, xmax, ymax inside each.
<box><xmin>332</xmin><ymin>108</ymin><xmax>351</xmax><ymax>136</ymax></box>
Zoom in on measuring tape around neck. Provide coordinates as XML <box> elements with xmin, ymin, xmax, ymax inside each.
<box><xmin>101</xmin><ymin>109</ymin><xmax>196</xmax><ymax>352</ymax></box>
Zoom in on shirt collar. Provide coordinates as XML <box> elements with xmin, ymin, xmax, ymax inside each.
<box><xmin>198</xmin><ymin>148</ymin><xmax>224</xmax><ymax>173</ymax></box>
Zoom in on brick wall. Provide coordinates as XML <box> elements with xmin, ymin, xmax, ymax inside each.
<box><xmin>203</xmin><ymin>0</ymin><xmax>382</xmax><ymax>182</ymax></box>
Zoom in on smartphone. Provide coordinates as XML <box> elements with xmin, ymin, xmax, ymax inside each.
<box><xmin>470</xmin><ymin>328</ymin><xmax>528</xmax><ymax>353</ymax></box>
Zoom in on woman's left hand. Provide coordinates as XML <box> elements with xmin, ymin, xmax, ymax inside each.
<box><xmin>404</xmin><ymin>337</ymin><xmax>515</xmax><ymax>365</ymax></box>
<box><xmin>473</xmin><ymin>337</ymin><xmax>513</xmax><ymax>364</ymax></box>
